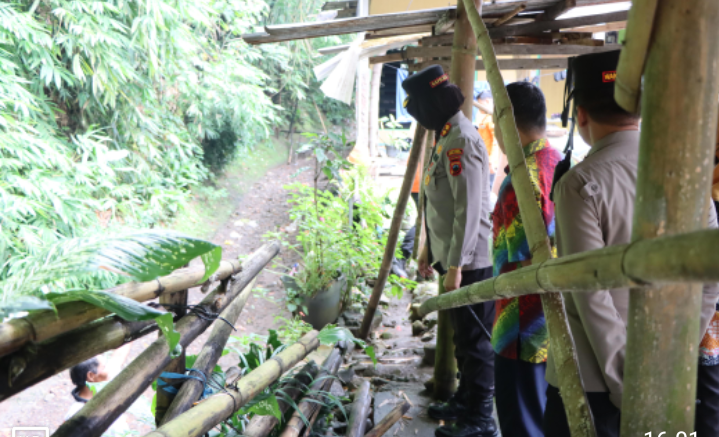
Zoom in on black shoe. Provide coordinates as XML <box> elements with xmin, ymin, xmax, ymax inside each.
<box><xmin>427</xmin><ymin>396</ymin><xmax>466</xmax><ymax>421</ymax></box>
<box><xmin>435</xmin><ymin>419</ymin><xmax>499</xmax><ymax>437</ymax></box>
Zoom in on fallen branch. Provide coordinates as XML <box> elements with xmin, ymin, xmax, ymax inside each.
<box><xmin>364</xmin><ymin>401</ymin><xmax>410</xmax><ymax>437</ymax></box>
<box><xmin>346</xmin><ymin>379</ymin><xmax>372</xmax><ymax>437</ymax></box>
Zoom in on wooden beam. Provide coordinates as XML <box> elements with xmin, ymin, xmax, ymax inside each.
<box><xmin>405</xmin><ymin>43</ymin><xmax>620</xmax><ymax>59</ymax></box>
<box><xmin>367</xmin><ymin>25</ymin><xmax>433</xmax><ymax>39</ymax></box>
<box><xmin>336</xmin><ymin>8</ymin><xmax>357</xmax><ymax>18</ymax></box>
<box><xmin>535</xmin><ymin>0</ymin><xmax>577</xmax><ymax>21</ymax></box>
<box><xmin>322</xmin><ymin>1</ymin><xmax>356</xmax><ymax>10</ymax></box>
<box><xmin>490</xmin><ymin>9</ymin><xmax>628</xmax><ymax>38</ymax></box>
<box><xmin>492</xmin><ymin>3</ymin><xmax>527</xmax><ymax>27</ymax></box>
<box><xmin>369</xmin><ymin>52</ymin><xmax>403</xmax><ymax>64</ymax></box>
<box><xmin>564</xmin><ymin>20</ymin><xmax>626</xmax><ymax>33</ymax></box>
<box><xmin>242</xmin><ymin>8</ymin><xmax>455</xmax><ymax>44</ymax></box>
<box><xmin>411</xmin><ymin>57</ymin><xmax>570</xmax><ymax>72</ymax></box>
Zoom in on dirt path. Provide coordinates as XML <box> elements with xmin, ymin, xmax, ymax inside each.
<box><xmin>0</xmin><ymin>152</ymin><xmax>315</xmax><ymax>436</ymax></box>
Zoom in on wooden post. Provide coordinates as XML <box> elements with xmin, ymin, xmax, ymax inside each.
<box><xmin>412</xmin><ymin>132</ymin><xmax>434</xmax><ymax>260</ymax></box>
<box><xmin>154</xmin><ymin>285</ymin><xmax>189</xmax><ymax>425</ymax></box>
<box><xmin>53</xmin><ymin>243</ymin><xmax>280</xmax><ymax>437</ymax></box>
<box><xmin>460</xmin><ymin>0</ymin><xmax>595</xmax><ymax>435</ymax></box>
<box><xmin>160</xmin><ymin>279</ymin><xmax>258</xmax><ymax>424</ymax></box>
<box><xmin>620</xmin><ymin>0</ymin><xmax>719</xmax><ymax>434</ymax></box>
<box><xmin>346</xmin><ymin>380</ymin><xmax>372</xmax><ymax>437</ymax></box>
<box><xmin>358</xmin><ymin>126</ymin><xmax>427</xmax><ymax>339</ymax></box>
<box><xmin>368</xmin><ymin>63</ymin><xmax>382</xmax><ymax>157</ymax></box>
<box><xmin>354</xmin><ymin>0</ymin><xmax>370</xmax><ymax>156</ymax></box>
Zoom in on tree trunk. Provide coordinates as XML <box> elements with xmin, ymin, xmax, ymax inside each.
<box><xmin>53</xmin><ymin>243</ymin><xmax>280</xmax><ymax>437</ymax></box>
<box><xmin>368</xmin><ymin>63</ymin><xmax>382</xmax><ymax>157</ymax></box>
<box><xmin>243</xmin><ymin>362</ymin><xmax>320</xmax><ymax>437</ymax></box>
<box><xmin>620</xmin><ymin>0</ymin><xmax>719</xmax><ymax>434</ymax></box>
<box><xmin>346</xmin><ymin>380</ymin><xmax>372</xmax><ymax>437</ymax></box>
<box><xmin>160</xmin><ymin>279</ymin><xmax>258</xmax><ymax>424</ymax></box>
<box><xmin>459</xmin><ymin>1</ymin><xmax>596</xmax><ymax>433</ymax></box>
<box><xmin>358</xmin><ymin>126</ymin><xmax>427</xmax><ymax>339</ymax></box>
<box><xmin>141</xmin><ymin>331</ymin><xmax>320</xmax><ymax>437</ymax></box>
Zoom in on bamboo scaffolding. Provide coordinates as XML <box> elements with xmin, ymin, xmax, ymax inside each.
<box><xmin>459</xmin><ymin>1</ymin><xmax>595</xmax><ymax>433</ymax></box>
<box><xmin>358</xmin><ymin>125</ymin><xmax>427</xmax><ymax>339</ymax></box>
<box><xmin>0</xmin><ymin>316</ymin><xmax>158</xmax><ymax>401</ymax></box>
<box><xmin>155</xmin><ymin>285</ymin><xmax>189</xmax><ymax>425</ymax></box>
<box><xmin>0</xmin><ymin>260</ymin><xmax>242</xmax><ymax>358</ymax></box>
<box><xmin>419</xmin><ymin>228</ymin><xmax>719</xmax><ymax>315</ymax></box>
<box><xmin>243</xmin><ymin>362</ymin><xmax>320</xmax><ymax>437</ymax></box>
<box><xmin>142</xmin><ymin>331</ymin><xmax>320</xmax><ymax>437</ymax></box>
<box><xmin>620</xmin><ymin>0</ymin><xmax>719</xmax><ymax>433</ymax></box>
<box><xmin>346</xmin><ymin>380</ymin><xmax>372</xmax><ymax>437</ymax></box>
<box><xmin>53</xmin><ymin>242</ymin><xmax>280</xmax><ymax>437</ymax></box>
<box><xmin>364</xmin><ymin>401</ymin><xmax>411</xmax><ymax>437</ymax></box>
<box><xmin>160</xmin><ymin>278</ymin><xmax>258</xmax><ymax>424</ymax></box>
<box><xmin>279</xmin><ymin>348</ymin><xmax>343</xmax><ymax>437</ymax></box>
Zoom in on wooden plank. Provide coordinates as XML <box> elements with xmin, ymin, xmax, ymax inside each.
<box><xmin>413</xmin><ymin>57</ymin><xmax>569</xmax><ymax>72</ymax></box>
<box><xmin>322</xmin><ymin>1</ymin><xmax>357</xmax><ymax>11</ymax></box>
<box><xmin>535</xmin><ymin>0</ymin><xmax>577</xmax><ymax>21</ymax></box>
<box><xmin>405</xmin><ymin>43</ymin><xmax>620</xmax><ymax>59</ymax></box>
<box><xmin>367</xmin><ymin>25</ymin><xmax>433</xmax><ymax>39</ymax></box>
<box><xmin>490</xmin><ymin>9</ymin><xmax>628</xmax><ymax>38</ymax></box>
<box><xmin>369</xmin><ymin>52</ymin><xmax>403</xmax><ymax>64</ymax></box>
<box><xmin>492</xmin><ymin>3</ymin><xmax>527</xmax><ymax>27</ymax></box>
<box><xmin>336</xmin><ymin>8</ymin><xmax>357</xmax><ymax>18</ymax></box>
<box><xmin>564</xmin><ymin>20</ymin><xmax>626</xmax><ymax>33</ymax></box>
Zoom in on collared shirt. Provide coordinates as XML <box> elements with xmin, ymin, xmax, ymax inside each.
<box><xmin>424</xmin><ymin>111</ymin><xmax>491</xmax><ymax>271</ymax></box>
<box><xmin>545</xmin><ymin>130</ymin><xmax>719</xmax><ymax>408</ymax></box>
<box><xmin>491</xmin><ymin>138</ymin><xmax>560</xmax><ymax>363</ymax></box>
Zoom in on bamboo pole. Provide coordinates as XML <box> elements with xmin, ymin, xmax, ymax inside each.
<box><xmin>368</xmin><ymin>63</ymin><xmax>382</xmax><ymax>157</ymax></box>
<box><xmin>155</xmin><ymin>286</ymin><xmax>189</xmax><ymax>425</ymax></box>
<box><xmin>142</xmin><ymin>331</ymin><xmax>320</xmax><ymax>437</ymax></box>
<box><xmin>450</xmin><ymin>0</ymin><xmax>479</xmax><ymax>119</ymax></box>
<box><xmin>613</xmin><ymin>0</ymin><xmax>659</xmax><ymax>113</ymax></box>
<box><xmin>358</xmin><ymin>125</ymin><xmax>427</xmax><ymax>339</ymax></box>
<box><xmin>460</xmin><ymin>1</ymin><xmax>595</xmax><ymax>434</ymax></box>
<box><xmin>0</xmin><ymin>259</ymin><xmax>242</xmax><ymax>358</ymax></box>
<box><xmin>279</xmin><ymin>348</ymin><xmax>343</xmax><ymax>437</ymax></box>
<box><xmin>0</xmin><ymin>316</ymin><xmax>158</xmax><ymax>402</ymax></box>
<box><xmin>160</xmin><ymin>278</ymin><xmax>258</xmax><ymax>424</ymax></box>
<box><xmin>620</xmin><ymin>0</ymin><xmax>719</xmax><ymax>433</ymax></box>
<box><xmin>53</xmin><ymin>243</ymin><xmax>280</xmax><ymax>437</ymax></box>
<box><xmin>433</xmin><ymin>278</ymin><xmax>457</xmax><ymax>400</ymax></box>
<box><xmin>363</xmin><ymin>401</ymin><xmax>411</xmax><ymax>437</ymax></box>
<box><xmin>411</xmin><ymin>131</ymin><xmax>433</xmax><ymax>260</ymax></box>
<box><xmin>346</xmin><ymin>380</ymin><xmax>372</xmax><ymax>437</ymax></box>
<box><xmin>419</xmin><ymin>228</ymin><xmax>719</xmax><ymax>317</ymax></box>
<box><xmin>243</xmin><ymin>361</ymin><xmax>320</xmax><ymax>437</ymax></box>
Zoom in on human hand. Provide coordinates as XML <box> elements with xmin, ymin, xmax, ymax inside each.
<box><xmin>418</xmin><ymin>246</ymin><xmax>434</xmax><ymax>278</ymax></box>
<box><xmin>443</xmin><ymin>267</ymin><xmax>462</xmax><ymax>291</ymax></box>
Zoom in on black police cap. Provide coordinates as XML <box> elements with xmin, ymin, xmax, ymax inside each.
<box><xmin>571</xmin><ymin>49</ymin><xmax>621</xmax><ymax>105</ymax></box>
<box><xmin>401</xmin><ymin>64</ymin><xmax>450</xmax><ymax>96</ymax></box>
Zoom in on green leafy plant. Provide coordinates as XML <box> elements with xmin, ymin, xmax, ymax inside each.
<box><xmin>379</xmin><ymin>115</ymin><xmax>412</xmax><ymax>151</ymax></box>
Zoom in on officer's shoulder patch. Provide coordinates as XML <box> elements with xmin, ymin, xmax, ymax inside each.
<box><xmin>579</xmin><ymin>181</ymin><xmax>600</xmax><ymax>201</ymax></box>
<box><xmin>440</xmin><ymin>123</ymin><xmax>452</xmax><ymax>137</ymax></box>
<box><xmin>449</xmin><ymin>160</ymin><xmax>462</xmax><ymax>176</ymax></box>
<box><xmin>446</xmin><ymin>148</ymin><xmax>464</xmax><ymax>160</ymax></box>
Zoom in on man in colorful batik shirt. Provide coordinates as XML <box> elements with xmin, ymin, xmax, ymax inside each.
<box><xmin>490</xmin><ymin>82</ymin><xmax>560</xmax><ymax>437</ymax></box>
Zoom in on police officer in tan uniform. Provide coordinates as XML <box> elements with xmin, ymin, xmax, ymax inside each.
<box><xmin>402</xmin><ymin>65</ymin><xmax>497</xmax><ymax>437</ymax></box>
<box><xmin>545</xmin><ymin>50</ymin><xmax>719</xmax><ymax>437</ymax></box>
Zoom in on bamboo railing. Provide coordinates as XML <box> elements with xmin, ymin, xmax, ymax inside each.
<box><xmin>461</xmin><ymin>1</ymin><xmax>594</xmax><ymax>434</ymax></box>
<box><xmin>0</xmin><ymin>259</ymin><xmax>243</xmax><ymax>358</ymax></box>
<box><xmin>52</xmin><ymin>242</ymin><xmax>280</xmax><ymax>437</ymax></box>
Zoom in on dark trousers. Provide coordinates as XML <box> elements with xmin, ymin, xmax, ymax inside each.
<box><xmin>449</xmin><ymin>267</ymin><xmax>496</xmax><ymax>403</ymax></box>
<box><xmin>495</xmin><ymin>354</ymin><xmax>548</xmax><ymax>437</ymax></box>
<box><xmin>543</xmin><ymin>385</ymin><xmax>620</xmax><ymax>437</ymax></box>
<box><xmin>696</xmin><ymin>363</ymin><xmax>719</xmax><ymax>436</ymax></box>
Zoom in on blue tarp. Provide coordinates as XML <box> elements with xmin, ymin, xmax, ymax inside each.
<box><xmin>395</xmin><ymin>68</ymin><xmax>493</xmax><ymax>125</ymax></box>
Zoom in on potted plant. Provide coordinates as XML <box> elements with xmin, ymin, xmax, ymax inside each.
<box><xmin>282</xmin><ymin>135</ymin><xmax>385</xmax><ymax>329</ymax></box>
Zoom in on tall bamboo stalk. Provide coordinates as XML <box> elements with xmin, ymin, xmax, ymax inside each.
<box><xmin>433</xmin><ymin>278</ymin><xmax>457</xmax><ymax>400</ymax></box>
<box><xmin>412</xmin><ymin>131</ymin><xmax>433</xmax><ymax>260</ymax></box>
<box><xmin>243</xmin><ymin>362</ymin><xmax>320</xmax><ymax>437</ymax></box>
<box><xmin>460</xmin><ymin>1</ymin><xmax>594</xmax><ymax>434</ymax></box>
<box><xmin>0</xmin><ymin>316</ymin><xmax>157</xmax><ymax>401</ymax></box>
<box><xmin>620</xmin><ymin>0</ymin><xmax>719</xmax><ymax>433</ymax></box>
<box><xmin>359</xmin><ymin>125</ymin><xmax>427</xmax><ymax>339</ymax></box>
<box><xmin>450</xmin><ymin>0</ymin><xmax>479</xmax><ymax>119</ymax></box>
<box><xmin>160</xmin><ymin>279</ymin><xmax>258</xmax><ymax>424</ymax></box>
<box><xmin>0</xmin><ymin>260</ymin><xmax>242</xmax><ymax>358</ymax></box>
<box><xmin>53</xmin><ymin>243</ymin><xmax>280</xmax><ymax>437</ymax></box>
<box><xmin>419</xmin><ymin>228</ymin><xmax>719</xmax><ymax>315</ymax></box>
<box><xmin>142</xmin><ymin>331</ymin><xmax>320</xmax><ymax>437</ymax></box>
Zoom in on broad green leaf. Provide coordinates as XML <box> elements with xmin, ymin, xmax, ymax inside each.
<box><xmin>0</xmin><ymin>296</ymin><xmax>53</xmax><ymax>317</ymax></box>
<box><xmin>247</xmin><ymin>393</ymin><xmax>281</xmax><ymax>421</ymax></box>
<box><xmin>200</xmin><ymin>245</ymin><xmax>222</xmax><ymax>282</ymax></box>
<box><xmin>156</xmin><ymin>312</ymin><xmax>182</xmax><ymax>359</ymax></box>
<box><xmin>47</xmin><ymin>290</ymin><xmax>163</xmax><ymax>321</ymax></box>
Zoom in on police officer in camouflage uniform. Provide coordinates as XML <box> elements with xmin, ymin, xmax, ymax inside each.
<box><xmin>402</xmin><ymin>65</ymin><xmax>497</xmax><ymax>437</ymax></box>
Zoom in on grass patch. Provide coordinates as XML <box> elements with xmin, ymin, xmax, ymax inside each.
<box><xmin>171</xmin><ymin>137</ymin><xmax>290</xmax><ymax>239</ymax></box>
